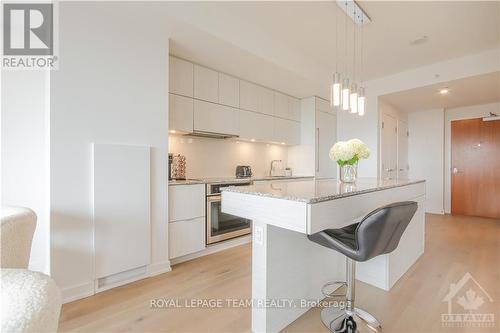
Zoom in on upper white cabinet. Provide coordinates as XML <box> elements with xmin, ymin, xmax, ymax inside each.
<box><xmin>289</xmin><ymin>97</ymin><xmax>301</xmax><ymax>121</ymax></box>
<box><xmin>258</xmin><ymin>87</ymin><xmax>274</xmax><ymax>116</ymax></box>
<box><xmin>274</xmin><ymin>92</ymin><xmax>288</xmax><ymax>119</ymax></box>
<box><xmin>169</xmin><ymin>93</ymin><xmax>193</xmax><ymax>133</ymax></box>
<box><xmin>239</xmin><ymin>110</ymin><xmax>274</xmax><ymax>142</ymax></box>
<box><xmin>274</xmin><ymin>118</ymin><xmax>300</xmax><ymax>145</ymax></box>
<box><xmin>218</xmin><ymin>73</ymin><xmax>239</xmax><ymax>108</ymax></box>
<box><xmin>194</xmin><ymin>65</ymin><xmax>219</xmax><ymax>103</ymax></box>
<box><xmin>240</xmin><ymin>80</ymin><xmax>260</xmax><ymax>112</ymax></box>
<box><xmin>169</xmin><ymin>56</ymin><xmax>193</xmax><ymax>97</ymax></box>
<box><xmin>315</xmin><ymin>97</ymin><xmax>333</xmax><ymax>114</ymax></box>
<box><xmin>194</xmin><ymin>100</ymin><xmax>239</xmax><ymax>136</ymax></box>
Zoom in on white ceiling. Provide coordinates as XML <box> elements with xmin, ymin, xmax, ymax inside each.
<box><xmin>380</xmin><ymin>71</ymin><xmax>500</xmax><ymax>113</ymax></box>
<box><xmin>165</xmin><ymin>1</ymin><xmax>499</xmax><ymax>98</ymax></box>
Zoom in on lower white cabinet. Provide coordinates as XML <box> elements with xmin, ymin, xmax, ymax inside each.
<box><xmin>239</xmin><ymin>109</ymin><xmax>274</xmax><ymax>142</ymax></box>
<box><xmin>194</xmin><ymin>100</ymin><xmax>238</xmax><ymax>135</ymax></box>
<box><xmin>169</xmin><ymin>93</ymin><xmax>193</xmax><ymax>133</ymax></box>
<box><xmin>274</xmin><ymin>118</ymin><xmax>300</xmax><ymax>145</ymax></box>
<box><xmin>168</xmin><ymin>184</ymin><xmax>206</xmax><ymax>259</ymax></box>
<box><xmin>169</xmin><ymin>217</ymin><xmax>206</xmax><ymax>259</ymax></box>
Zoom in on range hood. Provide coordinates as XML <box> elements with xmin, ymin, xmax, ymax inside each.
<box><xmin>186</xmin><ymin>130</ymin><xmax>239</xmax><ymax>139</ymax></box>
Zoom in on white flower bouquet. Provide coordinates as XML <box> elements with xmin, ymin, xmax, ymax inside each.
<box><xmin>329</xmin><ymin>139</ymin><xmax>370</xmax><ymax>166</ymax></box>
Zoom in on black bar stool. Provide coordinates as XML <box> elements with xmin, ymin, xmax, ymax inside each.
<box><xmin>308</xmin><ymin>201</ymin><xmax>418</xmax><ymax>333</ymax></box>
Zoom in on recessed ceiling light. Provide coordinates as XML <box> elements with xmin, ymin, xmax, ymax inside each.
<box><xmin>250</xmin><ymin>138</ymin><xmax>256</xmax><ymax>142</ymax></box>
<box><xmin>169</xmin><ymin>130</ymin><xmax>176</xmax><ymax>134</ymax></box>
<box><xmin>281</xmin><ymin>142</ymin><xmax>286</xmax><ymax>145</ymax></box>
<box><xmin>410</xmin><ymin>35</ymin><xmax>428</xmax><ymax>45</ymax></box>
<box><xmin>439</xmin><ymin>88</ymin><xmax>450</xmax><ymax>95</ymax></box>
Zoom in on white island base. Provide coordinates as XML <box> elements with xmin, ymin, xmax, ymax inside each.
<box><xmin>222</xmin><ymin>179</ymin><xmax>426</xmax><ymax>333</ymax></box>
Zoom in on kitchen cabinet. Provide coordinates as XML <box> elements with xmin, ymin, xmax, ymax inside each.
<box><xmin>274</xmin><ymin>118</ymin><xmax>300</xmax><ymax>145</ymax></box>
<box><xmin>168</xmin><ymin>184</ymin><xmax>205</xmax><ymax>222</ymax></box>
<box><xmin>168</xmin><ymin>184</ymin><xmax>206</xmax><ymax>259</ymax></box>
<box><xmin>169</xmin><ymin>93</ymin><xmax>193</xmax><ymax>133</ymax></box>
<box><xmin>258</xmin><ymin>87</ymin><xmax>274</xmax><ymax>116</ymax></box>
<box><xmin>219</xmin><ymin>73</ymin><xmax>239</xmax><ymax>108</ymax></box>
<box><xmin>194</xmin><ymin>100</ymin><xmax>239</xmax><ymax>136</ymax></box>
<box><xmin>239</xmin><ymin>110</ymin><xmax>274</xmax><ymax>142</ymax></box>
<box><xmin>194</xmin><ymin>65</ymin><xmax>219</xmax><ymax>103</ymax></box>
<box><xmin>169</xmin><ymin>56</ymin><xmax>193</xmax><ymax>97</ymax></box>
<box><xmin>315</xmin><ymin>109</ymin><xmax>337</xmax><ymax>178</ymax></box>
<box><xmin>240</xmin><ymin>80</ymin><xmax>260</xmax><ymax>112</ymax></box>
<box><xmin>288</xmin><ymin>97</ymin><xmax>301</xmax><ymax>121</ymax></box>
<box><xmin>287</xmin><ymin>96</ymin><xmax>337</xmax><ymax>178</ymax></box>
<box><xmin>274</xmin><ymin>92</ymin><xmax>288</xmax><ymax>119</ymax></box>
<box><xmin>169</xmin><ymin>217</ymin><xmax>205</xmax><ymax>258</ymax></box>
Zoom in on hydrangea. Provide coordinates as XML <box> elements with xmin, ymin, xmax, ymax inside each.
<box><xmin>329</xmin><ymin>139</ymin><xmax>370</xmax><ymax>166</ymax></box>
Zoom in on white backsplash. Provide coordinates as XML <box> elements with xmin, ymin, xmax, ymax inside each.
<box><xmin>169</xmin><ymin>135</ymin><xmax>288</xmax><ymax>179</ymax></box>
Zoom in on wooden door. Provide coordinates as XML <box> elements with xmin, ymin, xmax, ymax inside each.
<box><xmin>451</xmin><ymin>118</ymin><xmax>500</xmax><ymax>218</ymax></box>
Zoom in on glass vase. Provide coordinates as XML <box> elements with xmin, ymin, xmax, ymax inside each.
<box><xmin>340</xmin><ymin>163</ymin><xmax>358</xmax><ymax>183</ymax></box>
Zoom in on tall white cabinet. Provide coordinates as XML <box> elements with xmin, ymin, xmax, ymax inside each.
<box><xmin>288</xmin><ymin>97</ymin><xmax>337</xmax><ymax>178</ymax></box>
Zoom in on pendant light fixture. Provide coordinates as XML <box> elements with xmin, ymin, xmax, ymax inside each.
<box><xmin>349</xmin><ymin>7</ymin><xmax>358</xmax><ymax>114</ymax></box>
<box><xmin>331</xmin><ymin>0</ymin><xmax>370</xmax><ymax>116</ymax></box>
<box><xmin>331</xmin><ymin>4</ymin><xmax>342</xmax><ymax>107</ymax></box>
<box><xmin>358</xmin><ymin>14</ymin><xmax>366</xmax><ymax>116</ymax></box>
<box><xmin>341</xmin><ymin>0</ymin><xmax>350</xmax><ymax>111</ymax></box>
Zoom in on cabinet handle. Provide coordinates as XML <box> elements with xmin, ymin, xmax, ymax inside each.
<box><xmin>316</xmin><ymin>128</ymin><xmax>320</xmax><ymax>172</ymax></box>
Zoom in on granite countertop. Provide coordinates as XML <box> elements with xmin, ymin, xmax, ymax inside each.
<box><xmin>168</xmin><ymin>175</ymin><xmax>314</xmax><ymax>186</ymax></box>
<box><xmin>221</xmin><ymin>178</ymin><xmax>425</xmax><ymax>203</ymax></box>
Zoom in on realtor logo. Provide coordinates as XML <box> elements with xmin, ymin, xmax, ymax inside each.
<box><xmin>2</xmin><ymin>2</ymin><xmax>57</xmax><ymax>69</ymax></box>
<box><xmin>3</xmin><ymin>3</ymin><xmax>53</xmax><ymax>55</ymax></box>
<box><xmin>441</xmin><ymin>272</ymin><xmax>495</xmax><ymax>328</ymax></box>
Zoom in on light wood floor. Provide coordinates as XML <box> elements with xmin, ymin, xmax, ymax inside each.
<box><xmin>59</xmin><ymin>214</ymin><xmax>499</xmax><ymax>333</ymax></box>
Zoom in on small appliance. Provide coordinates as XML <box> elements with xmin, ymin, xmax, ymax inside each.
<box><xmin>235</xmin><ymin>165</ymin><xmax>252</xmax><ymax>178</ymax></box>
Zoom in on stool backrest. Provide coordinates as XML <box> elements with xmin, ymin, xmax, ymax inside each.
<box><xmin>356</xmin><ymin>201</ymin><xmax>417</xmax><ymax>261</ymax></box>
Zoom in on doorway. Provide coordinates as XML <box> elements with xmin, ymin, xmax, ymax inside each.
<box><xmin>451</xmin><ymin>118</ymin><xmax>500</xmax><ymax>218</ymax></box>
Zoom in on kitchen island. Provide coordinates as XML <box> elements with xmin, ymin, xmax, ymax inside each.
<box><xmin>221</xmin><ymin>178</ymin><xmax>426</xmax><ymax>333</ymax></box>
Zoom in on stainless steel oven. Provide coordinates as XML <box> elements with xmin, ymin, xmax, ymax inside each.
<box><xmin>206</xmin><ymin>182</ymin><xmax>252</xmax><ymax>245</ymax></box>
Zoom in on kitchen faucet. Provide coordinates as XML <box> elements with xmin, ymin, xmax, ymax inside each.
<box><xmin>270</xmin><ymin>160</ymin><xmax>282</xmax><ymax>176</ymax></box>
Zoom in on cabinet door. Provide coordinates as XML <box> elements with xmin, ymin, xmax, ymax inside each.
<box><xmin>219</xmin><ymin>73</ymin><xmax>239</xmax><ymax>107</ymax></box>
<box><xmin>169</xmin><ymin>56</ymin><xmax>193</xmax><ymax>97</ymax></box>
<box><xmin>274</xmin><ymin>92</ymin><xmax>289</xmax><ymax>119</ymax></box>
<box><xmin>169</xmin><ymin>217</ymin><xmax>206</xmax><ymax>259</ymax></box>
<box><xmin>239</xmin><ymin>110</ymin><xmax>274</xmax><ymax>142</ymax></box>
<box><xmin>288</xmin><ymin>97</ymin><xmax>301</xmax><ymax>121</ymax></box>
<box><xmin>316</xmin><ymin>111</ymin><xmax>337</xmax><ymax>179</ymax></box>
<box><xmin>258</xmin><ymin>87</ymin><xmax>274</xmax><ymax>116</ymax></box>
<box><xmin>169</xmin><ymin>93</ymin><xmax>193</xmax><ymax>133</ymax></box>
<box><xmin>240</xmin><ymin>80</ymin><xmax>259</xmax><ymax>112</ymax></box>
<box><xmin>274</xmin><ymin>118</ymin><xmax>300</xmax><ymax>145</ymax></box>
<box><xmin>316</xmin><ymin>97</ymin><xmax>333</xmax><ymax>114</ymax></box>
<box><xmin>194</xmin><ymin>65</ymin><xmax>219</xmax><ymax>103</ymax></box>
<box><xmin>194</xmin><ymin>100</ymin><xmax>238</xmax><ymax>135</ymax></box>
<box><xmin>168</xmin><ymin>184</ymin><xmax>205</xmax><ymax>222</ymax></box>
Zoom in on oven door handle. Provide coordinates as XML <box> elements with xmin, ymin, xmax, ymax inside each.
<box><xmin>207</xmin><ymin>195</ymin><xmax>221</xmax><ymax>203</ymax></box>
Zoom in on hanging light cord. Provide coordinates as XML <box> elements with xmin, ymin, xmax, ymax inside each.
<box><xmin>353</xmin><ymin>6</ymin><xmax>356</xmax><ymax>84</ymax></box>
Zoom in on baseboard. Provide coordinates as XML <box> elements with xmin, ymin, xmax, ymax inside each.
<box><xmin>62</xmin><ymin>281</ymin><xmax>94</xmax><ymax>304</ymax></box>
<box><xmin>170</xmin><ymin>235</ymin><xmax>251</xmax><ymax>265</ymax></box>
<box><xmin>148</xmin><ymin>260</ymin><xmax>172</xmax><ymax>276</ymax></box>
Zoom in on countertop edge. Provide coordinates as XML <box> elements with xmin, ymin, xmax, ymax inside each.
<box><xmin>168</xmin><ymin>176</ymin><xmax>314</xmax><ymax>186</ymax></box>
<box><xmin>221</xmin><ymin>179</ymin><xmax>426</xmax><ymax>203</ymax></box>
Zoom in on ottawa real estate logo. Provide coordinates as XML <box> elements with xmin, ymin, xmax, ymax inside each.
<box><xmin>441</xmin><ymin>272</ymin><xmax>495</xmax><ymax>328</ymax></box>
<box><xmin>2</xmin><ymin>2</ymin><xmax>58</xmax><ymax>69</ymax></box>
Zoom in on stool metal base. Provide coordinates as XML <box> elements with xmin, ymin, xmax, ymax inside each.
<box><xmin>321</xmin><ymin>306</ymin><xmax>382</xmax><ymax>333</ymax></box>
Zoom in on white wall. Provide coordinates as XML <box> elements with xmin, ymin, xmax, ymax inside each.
<box><xmin>50</xmin><ymin>3</ymin><xmax>170</xmax><ymax>301</ymax></box>
<box><xmin>169</xmin><ymin>135</ymin><xmax>288</xmax><ymax>178</ymax></box>
<box><xmin>408</xmin><ymin>109</ymin><xmax>445</xmax><ymax>214</ymax></box>
<box><xmin>444</xmin><ymin>102</ymin><xmax>500</xmax><ymax>213</ymax></box>
<box><xmin>337</xmin><ymin>48</ymin><xmax>500</xmax><ymax>178</ymax></box>
<box><xmin>1</xmin><ymin>70</ymin><xmax>50</xmax><ymax>274</ymax></box>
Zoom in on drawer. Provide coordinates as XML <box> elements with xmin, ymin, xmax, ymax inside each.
<box><xmin>169</xmin><ymin>217</ymin><xmax>206</xmax><ymax>258</ymax></box>
<box><xmin>168</xmin><ymin>184</ymin><xmax>205</xmax><ymax>222</ymax></box>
